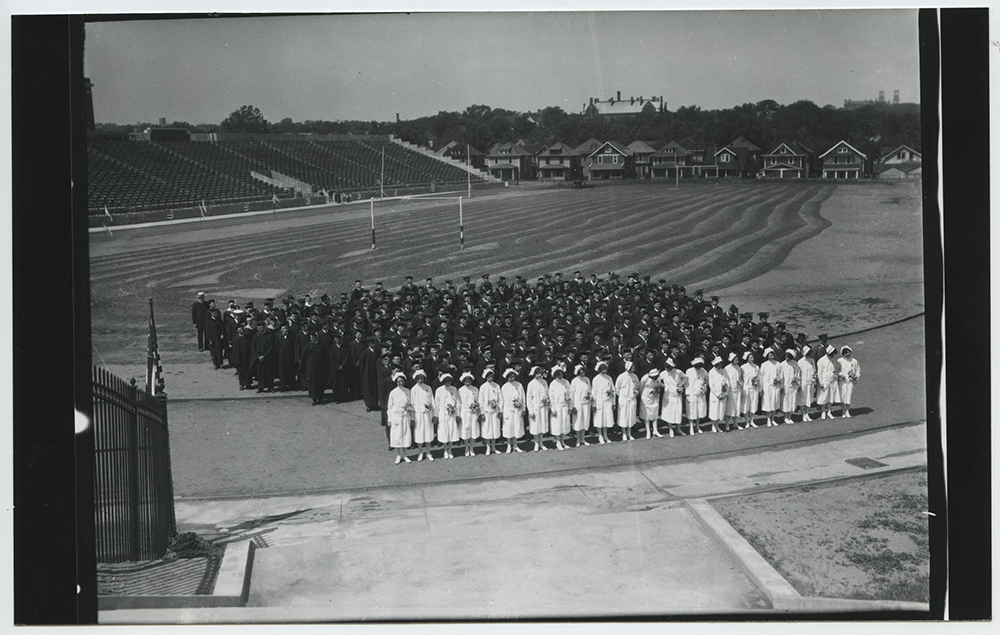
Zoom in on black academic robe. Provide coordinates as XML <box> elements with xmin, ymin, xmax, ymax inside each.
<box><xmin>277</xmin><ymin>333</ymin><xmax>297</xmax><ymax>391</ymax></box>
<box><xmin>251</xmin><ymin>329</ymin><xmax>277</xmax><ymax>390</ymax></box>
<box><xmin>299</xmin><ymin>341</ymin><xmax>329</xmax><ymax>402</ymax></box>
<box><xmin>359</xmin><ymin>346</ymin><xmax>380</xmax><ymax>410</ymax></box>
<box><xmin>328</xmin><ymin>342</ymin><xmax>349</xmax><ymax>402</ymax></box>
<box><xmin>204</xmin><ymin>316</ymin><xmax>224</xmax><ymax>369</ymax></box>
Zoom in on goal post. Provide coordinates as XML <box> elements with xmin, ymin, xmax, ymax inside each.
<box><xmin>369</xmin><ymin>194</ymin><xmax>466</xmax><ymax>251</ymax></box>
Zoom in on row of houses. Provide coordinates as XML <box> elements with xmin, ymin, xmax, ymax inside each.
<box><xmin>434</xmin><ymin>136</ymin><xmax>921</xmax><ymax>182</ymax></box>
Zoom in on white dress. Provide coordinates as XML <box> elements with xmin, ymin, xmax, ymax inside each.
<box><xmin>816</xmin><ymin>356</ymin><xmax>836</xmax><ymax>405</ymax></box>
<box><xmin>458</xmin><ymin>384</ymin><xmax>481</xmax><ymax>440</ymax></box>
<box><xmin>410</xmin><ymin>382</ymin><xmax>436</xmax><ymax>444</ymax></box>
<box><xmin>638</xmin><ymin>374</ymin><xmax>661</xmax><ymax>421</ymax></box>
<box><xmin>548</xmin><ymin>377</ymin><xmax>573</xmax><ymax>436</ymax></box>
<box><xmin>659</xmin><ymin>369</ymin><xmax>686</xmax><ymax>424</ymax></box>
<box><xmin>837</xmin><ymin>357</ymin><xmax>861</xmax><ymax>405</ymax></box>
<box><xmin>591</xmin><ymin>373</ymin><xmax>615</xmax><ymax>428</ymax></box>
<box><xmin>570</xmin><ymin>375</ymin><xmax>592</xmax><ymax>432</ymax></box>
<box><xmin>434</xmin><ymin>384</ymin><xmax>460</xmax><ymax>443</ymax></box>
<box><xmin>780</xmin><ymin>360</ymin><xmax>800</xmax><ymax>412</ymax></box>
<box><xmin>707</xmin><ymin>367</ymin><xmax>729</xmax><ymax>421</ymax></box>
<box><xmin>478</xmin><ymin>380</ymin><xmax>503</xmax><ymax>439</ymax></box>
<box><xmin>526</xmin><ymin>377</ymin><xmax>551</xmax><ymax>435</ymax></box>
<box><xmin>797</xmin><ymin>356</ymin><xmax>817</xmax><ymax>407</ymax></box>
<box><xmin>685</xmin><ymin>367</ymin><xmax>709</xmax><ymax>419</ymax></box>
<box><xmin>724</xmin><ymin>363</ymin><xmax>743</xmax><ymax>417</ymax></box>
<box><xmin>759</xmin><ymin>360</ymin><xmax>782</xmax><ymax>412</ymax></box>
<box><xmin>387</xmin><ymin>386</ymin><xmax>412</xmax><ymax>449</ymax></box>
<box><xmin>501</xmin><ymin>380</ymin><xmax>526</xmax><ymax>439</ymax></box>
<box><xmin>740</xmin><ymin>362</ymin><xmax>761</xmax><ymax>415</ymax></box>
<box><xmin>615</xmin><ymin>371</ymin><xmax>639</xmax><ymax>428</ymax></box>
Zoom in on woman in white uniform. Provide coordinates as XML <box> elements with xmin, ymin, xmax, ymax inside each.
<box><xmin>659</xmin><ymin>358</ymin><xmax>686</xmax><ymax>437</ymax></box>
<box><xmin>638</xmin><ymin>368</ymin><xmax>663</xmax><ymax>439</ymax></box>
<box><xmin>434</xmin><ymin>370</ymin><xmax>460</xmax><ymax>459</ymax></box>
<box><xmin>458</xmin><ymin>370</ymin><xmax>480</xmax><ymax>457</ymax></box>
<box><xmin>591</xmin><ymin>361</ymin><xmax>615</xmax><ymax>444</ymax></box>
<box><xmin>526</xmin><ymin>366</ymin><xmax>551</xmax><ymax>451</ymax></box>
<box><xmin>570</xmin><ymin>364</ymin><xmax>593</xmax><ymax>447</ymax></box>
<box><xmin>685</xmin><ymin>357</ymin><xmax>709</xmax><ymax>434</ymax></box>
<box><xmin>759</xmin><ymin>348</ymin><xmax>782</xmax><ymax>427</ymax></box>
<box><xmin>410</xmin><ymin>369</ymin><xmax>436</xmax><ymax>461</ymax></box>
<box><xmin>796</xmin><ymin>345</ymin><xmax>817</xmax><ymax>422</ymax></box>
<box><xmin>837</xmin><ymin>346</ymin><xmax>861</xmax><ymax>418</ymax></box>
<box><xmin>816</xmin><ymin>345</ymin><xmax>837</xmax><ymax>420</ymax></box>
<box><xmin>500</xmin><ymin>367</ymin><xmax>526</xmax><ymax>453</ymax></box>
<box><xmin>724</xmin><ymin>352</ymin><xmax>743</xmax><ymax>430</ymax></box>
<box><xmin>707</xmin><ymin>356</ymin><xmax>729</xmax><ymax>433</ymax></box>
<box><xmin>547</xmin><ymin>365</ymin><xmax>572</xmax><ymax>450</ymax></box>
<box><xmin>478</xmin><ymin>369</ymin><xmax>503</xmax><ymax>455</ymax></box>
<box><xmin>740</xmin><ymin>351</ymin><xmax>761</xmax><ymax>428</ymax></box>
<box><xmin>615</xmin><ymin>360</ymin><xmax>640</xmax><ymax>441</ymax></box>
<box><xmin>779</xmin><ymin>349</ymin><xmax>801</xmax><ymax>424</ymax></box>
<box><xmin>387</xmin><ymin>371</ymin><xmax>413</xmax><ymax>465</ymax></box>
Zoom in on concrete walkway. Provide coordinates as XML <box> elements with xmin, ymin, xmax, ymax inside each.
<box><xmin>101</xmin><ymin>421</ymin><xmax>925</xmax><ymax>623</ymax></box>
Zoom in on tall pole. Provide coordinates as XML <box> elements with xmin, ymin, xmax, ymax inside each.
<box><xmin>380</xmin><ymin>146</ymin><xmax>386</xmax><ymax>199</ymax></box>
<box><xmin>467</xmin><ymin>144</ymin><xmax>471</xmax><ymax>198</ymax></box>
<box><xmin>370</xmin><ymin>197</ymin><xmax>376</xmax><ymax>250</ymax></box>
<box><xmin>459</xmin><ymin>197</ymin><xmax>464</xmax><ymax>251</ymax></box>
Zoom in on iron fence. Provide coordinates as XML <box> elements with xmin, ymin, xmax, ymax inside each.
<box><xmin>92</xmin><ymin>367</ymin><xmax>176</xmax><ymax>563</ymax></box>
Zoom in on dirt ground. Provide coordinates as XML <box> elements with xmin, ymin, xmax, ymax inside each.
<box><xmin>712</xmin><ymin>468</ymin><xmax>929</xmax><ymax>603</ymax></box>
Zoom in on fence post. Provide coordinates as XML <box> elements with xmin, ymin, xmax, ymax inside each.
<box><xmin>127</xmin><ymin>382</ymin><xmax>142</xmax><ymax>561</ymax></box>
<box><xmin>155</xmin><ymin>392</ymin><xmax>177</xmax><ymax>539</ymax></box>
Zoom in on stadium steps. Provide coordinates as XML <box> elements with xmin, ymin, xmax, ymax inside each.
<box><xmin>356</xmin><ymin>139</ymin><xmax>436</xmax><ymax>184</ymax></box>
<box><xmin>389</xmin><ymin>135</ymin><xmax>499</xmax><ymax>183</ymax></box>
<box><xmin>153</xmin><ymin>142</ymin><xmax>273</xmax><ymax>202</ymax></box>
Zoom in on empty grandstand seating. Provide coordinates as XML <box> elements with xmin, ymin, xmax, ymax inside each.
<box><xmin>87</xmin><ymin>135</ymin><xmax>487</xmax><ymax>214</ymax></box>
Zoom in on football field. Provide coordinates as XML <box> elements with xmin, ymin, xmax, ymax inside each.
<box><xmin>90</xmin><ymin>180</ymin><xmax>853</xmax><ymax>366</ymax></box>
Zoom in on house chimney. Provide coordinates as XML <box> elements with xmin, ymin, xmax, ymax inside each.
<box><xmin>878</xmin><ymin>90</ymin><xmax>885</xmax><ymax>102</ymax></box>
<box><xmin>893</xmin><ymin>90</ymin><xmax>900</xmax><ymax>104</ymax></box>
<box><xmin>396</xmin><ymin>113</ymin><xmax>400</xmax><ymax>122</ymax></box>
<box><xmin>617</xmin><ymin>90</ymin><xmax>621</xmax><ymax>101</ymax></box>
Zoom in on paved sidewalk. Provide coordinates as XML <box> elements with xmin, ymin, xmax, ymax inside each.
<box><xmin>99</xmin><ymin>421</ymin><xmax>926</xmax><ymax>623</ymax></box>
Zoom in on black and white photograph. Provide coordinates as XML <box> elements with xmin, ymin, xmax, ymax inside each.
<box><xmin>13</xmin><ymin>3</ymin><xmax>992</xmax><ymax>626</ymax></box>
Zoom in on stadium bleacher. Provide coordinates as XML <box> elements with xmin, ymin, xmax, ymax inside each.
<box><xmin>88</xmin><ymin>136</ymin><xmax>486</xmax><ymax>214</ymax></box>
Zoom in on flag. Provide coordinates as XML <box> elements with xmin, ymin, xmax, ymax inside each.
<box><xmin>321</xmin><ymin>188</ymin><xmax>330</xmax><ymax>202</ymax></box>
<box><xmin>272</xmin><ymin>194</ymin><xmax>280</xmax><ymax>206</ymax></box>
<box><xmin>104</xmin><ymin>204</ymin><xmax>113</xmax><ymax>223</ymax></box>
<box><xmin>146</xmin><ymin>298</ymin><xmax>163</xmax><ymax>395</ymax></box>
<box><xmin>200</xmin><ymin>199</ymin><xmax>209</xmax><ymax>218</ymax></box>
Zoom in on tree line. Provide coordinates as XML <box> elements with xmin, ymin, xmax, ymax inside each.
<box><xmin>95</xmin><ymin>99</ymin><xmax>921</xmax><ymax>160</ymax></box>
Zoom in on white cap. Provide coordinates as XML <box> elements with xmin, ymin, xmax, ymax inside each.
<box><xmin>574</xmin><ymin>364</ymin><xmax>586</xmax><ymax>374</ymax></box>
<box><xmin>460</xmin><ymin>371</ymin><xmax>475</xmax><ymax>382</ymax></box>
<box><xmin>712</xmin><ymin>356</ymin><xmax>723</xmax><ymax>365</ymax></box>
<box><xmin>801</xmin><ymin>345</ymin><xmax>811</xmax><ymax>355</ymax></box>
<box><xmin>728</xmin><ymin>352</ymin><xmax>737</xmax><ymax>362</ymax></box>
<box><xmin>826</xmin><ymin>345</ymin><xmax>836</xmax><ymax>355</ymax></box>
<box><xmin>502</xmin><ymin>368</ymin><xmax>517</xmax><ymax>378</ymax></box>
<box><xmin>412</xmin><ymin>369</ymin><xmax>427</xmax><ymax>379</ymax></box>
<box><xmin>665</xmin><ymin>358</ymin><xmax>676</xmax><ymax>367</ymax></box>
<box><xmin>691</xmin><ymin>356</ymin><xmax>704</xmax><ymax>365</ymax></box>
<box><xmin>530</xmin><ymin>365</ymin><xmax>542</xmax><ymax>376</ymax></box>
<box><xmin>743</xmin><ymin>351</ymin><xmax>753</xmax><ymax>361</ymax></box>
<box><xmin>841</xmin><ymin>345</ymin><xmax>852</xmax><ymax>354</ymax></box>
<box><xmin>595</xmin><ymin>361</ymin><xmax>608</xmax><ymax>372</ymax></box>
<box><xmin>647</xmin><ymin>368</ymin><xmax>660</xmax><ymax>378</ymax></box>
<box><xmin>391</xmin><ymin>370</ymin><xmax>406</xmax><ymax>382</ymax></box>
<box><xmin>482</xmin><ymin>368</ymin><xmax>495</xmax><ymax>379</ymax></box>
<box><xmin>624</xmin><ymin>360</ymin><xmax>634</xmax><ymax>371</ymax></box>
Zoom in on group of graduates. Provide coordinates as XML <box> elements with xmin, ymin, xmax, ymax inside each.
<box><xmin>189</xmin><ymin>270</ymin><xmax>862</xmax><ymax>462</ymax></box>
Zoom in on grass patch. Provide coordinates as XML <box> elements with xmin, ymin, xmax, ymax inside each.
<box><xmin>713</xmin><ymin>468</ymin><xmax>929</xmax><ymax>603</ymax></box>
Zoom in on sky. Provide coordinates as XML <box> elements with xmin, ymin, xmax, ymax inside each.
<box><xmin>84</xmin><ymin>10</ymin><xmax>921</xmax><ymax>125</ymax></box>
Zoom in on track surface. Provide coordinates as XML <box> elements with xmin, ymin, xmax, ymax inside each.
<box><xmin>90</xmin><ymin>181</ymin><xmax>835</xmax><ymax>365</ymax></box>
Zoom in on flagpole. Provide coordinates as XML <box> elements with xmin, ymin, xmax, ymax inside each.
<box><xmin>459</xmin><ymin>196</ymin><xmax>464</xmax><ymax>251</ymax></box>
<box><xmin>371</xmin><ymin>197</ymin><xmax>376</xmax><ymax>250</ymax></box>
<box><xmin>466</xmin><ymin>144</ymin><xmax>471</xmax><ymax>198</ymax></box>
<box><xmin>380</xmin><ymin>146</ymin><xmax>386</xmax><ymax>200</ymax></box>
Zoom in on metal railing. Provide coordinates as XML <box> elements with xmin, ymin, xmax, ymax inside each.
<box><xmin>92</xmin><ymin>367</ymin><xmax>176</xmax><ymax>563</ymax></box>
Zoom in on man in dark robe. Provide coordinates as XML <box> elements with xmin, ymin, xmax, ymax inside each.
<box><xmin>299</xmin><ymin>331</ymin><xmax>328</xmax><ymax>405</ymax></box>
<box><xmin>231</xmin><ymin>327</ymin><xmax>252</xmax><ymax>390</ymax></box>
<box><xmin>327</xmin><ymin>333</ymin><xmax>349</xmax><ymax>403</ymax></box>
<box><xmin>277</xmin><ymin>325</ymin><xmax>297</xmax><ymax>391</ymax></box>
<box><xmin>203</xmin><ymin>307</ymin><xmax>224</xmax><ymax>370</ymax></box>
<box><xmin>345</xmin><ymin>330</ymin><xmax>366</xmax><ymax>402</ymax></box>
<box><xmin>358</xmin><ymin>337</ymin><xmax>380</xmax><ymax>411</ymax></box>
<box><xmin>251</xmin><ymin>323</ymin><xmax>276</xmax><ymax>392</ymax></box>
<box><xmin>190</xmin><ymin>291</ymin><xmax>209</xmax><ymax>351</ymax></box>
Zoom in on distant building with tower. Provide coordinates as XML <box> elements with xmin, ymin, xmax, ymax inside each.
<box><xmin>843</xmin><ymin>89</ymin><xmax>904</xmax><ymax>110</ymax></box>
